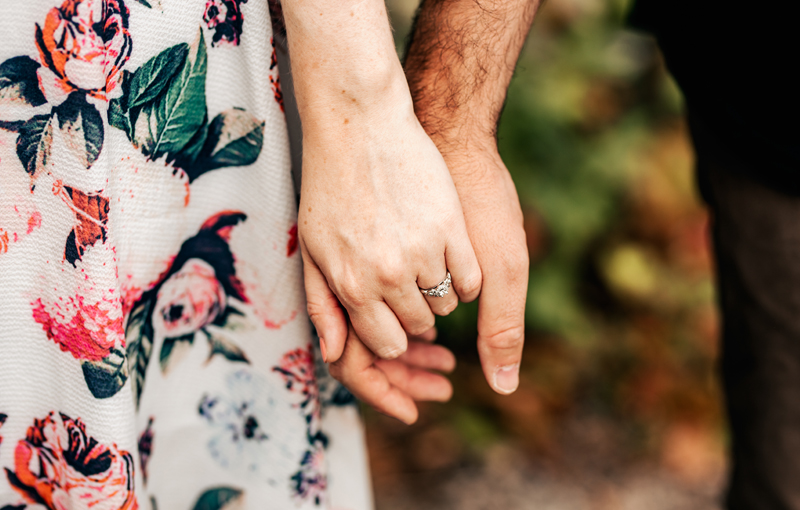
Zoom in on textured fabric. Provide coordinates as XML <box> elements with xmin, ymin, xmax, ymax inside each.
<box><xmin>692</xmin><ymin>112</ymin><xmax>800</xmax><ymax>510</ymax></box>
<box><xmin>0</xmin><ymin>1</ymin><xmax>372</xmax><ymax>509</ymax></box>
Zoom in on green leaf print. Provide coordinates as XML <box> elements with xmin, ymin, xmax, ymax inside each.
<box><xmin>126</xmin><ymin>297</ymin><xmax>155</xmax><ymax>408</ymax></box>
<box><xmin>109</xmin><ymin>97</ymin><xmax>132</xmax><ymax>139</ymax></box>
<box><xmin>16</xmin><ymin>113</ymin><xmax>54</xmax><ymax>190</ymax></box>
<box><xmin>192</xmin><ymin>487</ymin><xmax>244</xmax><ymax>510</ymax></box>
<box><xmin>187</xmin><ymin>108</ymin><xmax>264</xmax><ymax>181</ymax></box>
<box><xmin>81</xmin><ymin>348</ymin><xmax>129</xmax><ymax>399</ymax></box>
<box><xmin>53</xmin><ymin>92</ymin><xmax>104</xmax><ymax>169</ymax></box>
<box><xmin>0</xmin><ymin>56</ymin><xmax>47</xmax><ymax>108</ymax></box>
<box><xmin>128</xmin><ymin>43</ymin><xmax>189</xmax><ymax>110</ymax></box>
<box><xmin>159</xmin><ymin>332</ymin><xmax>194</xmax><ymax>373</ymax></box>
<box><xmin>204</xmin><ymin>329</ymin><xmax>249</xmax><ymax>364</ymax></box>
<box><xmin>134</xmin><ymin>30</ymin><xmax>208</xmax><ymax>161</ymax></box>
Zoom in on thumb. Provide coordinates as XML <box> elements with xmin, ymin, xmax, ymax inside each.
<box><xmin>302</xmin><ymin>253</ymin><xmax>348</xmax><ymax>363</ymax></box>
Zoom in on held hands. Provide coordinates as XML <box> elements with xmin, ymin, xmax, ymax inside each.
<box><xmin>297</xmin><ymin>90</ymin><xmax>483</xmax><ymax>422</ymax></box>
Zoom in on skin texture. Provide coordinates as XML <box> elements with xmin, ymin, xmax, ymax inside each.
<box><xmin>404</xmin><ymin>0</ymin><xmax>540</xmax><ymax>395</ymax></box>
<box><xmin>281</xmin><ymin>0</ymin><xmax>481</xmax><ymax>422</ymax></box>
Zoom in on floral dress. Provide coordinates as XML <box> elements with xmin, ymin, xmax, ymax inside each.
<box><xmin>0</xmin><ymin>1</ymin><xmax>372</xmax><ymax>509</ymax></box>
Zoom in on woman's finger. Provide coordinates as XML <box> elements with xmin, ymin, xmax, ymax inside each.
<box><xmin>418</xmin><ymin>261</ymin><xmax>460</xmax><ymax>317</ymax></box>
<box><xmin>345</xmin><ymin>300</ymin><xmax>409</xmax><ymax>359</ymax></box>
<box><xmin>374</xmin><ymin>359</ymin><xmax>453</xmax><ymax>402</ymax></box>
<box><xmin>384</xmin><ymin>282</ymin><xmax>437</xmax><ymax>336</ymax></box>
<box><xmin>444</xmin><ymin>225</ymin><xmax>483</xmax><ymax>303</ymax></box>
<box><xmin>301</xmin><ymin>251</ymin><xmax>348</xmax><ymax>363</ymax></box>
<box><xmin>329</xmin><ymin>326</ymin><xmax>419</xmax><ymax>424</ymax></box>
<box><xmin>398</xmin><ymin>341</ymin><xmax>456</xmax><ymax>373</ymax></box>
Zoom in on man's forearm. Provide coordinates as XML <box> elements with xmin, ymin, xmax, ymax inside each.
<box><xmin>404</xmin><ymin>0</ymin><xmax>541</xmax><ymax>158</ymax></box>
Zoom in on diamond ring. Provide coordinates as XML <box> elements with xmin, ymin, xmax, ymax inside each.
<box><xmin>419</xmin><ymin>272</ymin><xmax>452</xmax><ymax>298</ymax></box>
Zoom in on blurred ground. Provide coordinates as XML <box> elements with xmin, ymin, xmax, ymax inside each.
<box><xmin>367</xmin><ymin>0</ymin><xmax>728</xmax><ymax>508</ymax></box>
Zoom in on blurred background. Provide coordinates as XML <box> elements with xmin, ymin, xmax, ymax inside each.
<box><xmin>366</xmin><ymin>0</ymin><xmax>726</xmax><ymax>508</ymax></box>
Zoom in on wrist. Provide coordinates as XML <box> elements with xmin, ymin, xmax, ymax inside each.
<box><xmin>299</xmin><ymin>60</ymin><xmax>415</xmax><ymax>140</ymax></box>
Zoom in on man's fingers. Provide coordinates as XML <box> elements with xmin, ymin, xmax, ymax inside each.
<box><xmin>398</xmin><ymin>341</ymin><xmax>456</xmax><ymax>373</ymax></box>
<box><xmin>375</xmin><ymin>359</ymin><xmax>453</xmax><ymax>402</ymax></box>
<box><xmin>302</xmin><ymin>255</ymin><xmax>348</xmax><ymax>363</ymax></box>
<box><xmin>476</xmin><ymin>249</ymin><xmax>528</xmax><ymax>395</ymax></box>
<box><xmin>445</xmin><ymin>228</ymin><xmax>482</xmax><ymax>303</ymax></box>
<box><xmin>329</xmin><ymin>327</ymin><xmax>419</xmax><ymax>424</ymax></box>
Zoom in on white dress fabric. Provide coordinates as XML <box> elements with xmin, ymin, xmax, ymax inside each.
<box><xmin>0</xmin><ymin>1</ymin><xmax>372</xmax><ymax>508</ymax></box>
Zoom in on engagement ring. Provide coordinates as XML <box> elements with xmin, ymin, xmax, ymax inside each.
<box><xmin>419</xmin><ymin>272</ymin><xmax>452</xmax><ymax>298</ymax></box>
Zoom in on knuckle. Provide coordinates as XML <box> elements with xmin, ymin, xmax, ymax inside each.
<box><xmin>500</xmin><ymin>247</ymin><xmax>530</xmax><ymax>279</ymax></box>
<box><xmin>335</xmin><ymin>278</ymin><xmax>368</xmax><ymax>308</ymax></box>
<box><xmin>459</xmin><ymin>270</ymin><xmax>483</xmax><ymax>296</ymax></box>
<box><xmin>407</xmin><ymin>319</ymin><xmax>435</xmax><ymax>337</ymax></box>
<box><xmin>377</xmin><ymin>259</ymin><xmax>407</xmax><ymax>289</ymax></box>
<box><xmin>438</xmin><ymin>299</ymin><xmax>458</xmax><ymax>317</ymax></box>
<box><xmin>480</xmin><ymin>324</ymin><xmax>525</xmax><ymax>353</ymax></box>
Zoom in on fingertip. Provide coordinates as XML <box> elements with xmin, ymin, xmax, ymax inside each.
<box><xmin>492</xmin><ymin>363</ymin><xmax>520</xmax><ymax>395</ymax></box>
<box><xmin>377</xmin><ymin>340</ymin><xmax>408</xmax><ymax>360</ymax></box>
<box><xmin>319</xmin><ymin>337</ymin><xmax>328</xmax><ymax>363</ymax></box>
<box><xmin>398</xmin><ymin>405</ymin><xmax>419</xmax><ymax>425</ymax></box>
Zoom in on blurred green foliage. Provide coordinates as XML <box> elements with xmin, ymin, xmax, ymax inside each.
<box><xmin>374</xmin><ymin>0</ymin><xmax>723</xmax><ymax>479</ymax></box>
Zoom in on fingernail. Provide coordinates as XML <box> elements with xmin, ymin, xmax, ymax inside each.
<box><xmin>493</xmin><ymin>364</ymin><xmax>520</xmax><ymax>394</ymax></box>
<box><xmin>319</xmin><ymin>337</ymin><xmax>328</xmax><ymax>363</ymax></box>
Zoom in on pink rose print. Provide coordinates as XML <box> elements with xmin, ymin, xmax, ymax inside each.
<box><xmin>35</xmin><ymin>0</ymin><xmax>132</xmax><ymax>104</ymax></box>
<box><xmin>152</xmin><ymin>259</ymin><xmax>227</xmax><ymax>338</ymax></box>
<box><xmin>4</xmin><ymin>412</ymin><xmax>137</xmax><ymax>510</ymax></box>
<box><xmin>203</xmin><ymin>0</ymin><xmax>248</xmax><ymax>47</ymax></box>
<box><xmin>32</xmin><ymin>241</ymin><xmax>123</xmax><ymax>363</ymax></box>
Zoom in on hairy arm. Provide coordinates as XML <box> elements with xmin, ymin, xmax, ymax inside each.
<box><xmin>404</xmin><ymin>0</ymin><xmax>541</xmax><ymax>394</ymax></box>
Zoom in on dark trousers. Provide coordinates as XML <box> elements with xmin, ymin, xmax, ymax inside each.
<box><xmin>692</xmin><ymin>113</ymin><xmax>800</xmax><ymax>510</ymax></box>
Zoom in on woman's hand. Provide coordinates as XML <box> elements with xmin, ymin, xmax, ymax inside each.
<box><xmin>283</xmin><ymin>0</ymin><xmax>481</xmax><ymax>362</ymax></box>
<box><xmin>298</xmin><ymin>99</ymin><xmax>481</xmax><ymax>361</ymax></box>
<box><xmin>330</xmin><ymin>328</ymin><xmax>456</xmax><ymax>425</ymax></box>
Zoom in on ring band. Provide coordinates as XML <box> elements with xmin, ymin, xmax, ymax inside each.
<box><xmin>419</xmin><ymin>272</ymin><xmax>451</xmax><ymax>298</ymax></box>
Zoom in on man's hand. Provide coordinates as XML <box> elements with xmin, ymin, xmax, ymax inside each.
<box><xmin>330</xmin><ymin>327</ymin><xmax>457</xmax><ymax>424</ymax></box>
<box><xmin>404</xmin><ymin>0</ymin><xmax>540</xmax><ymax>394</ymax></box>
<box><xmin>445</xmin><ymin>149</ymin><xmax>529</xmax><ymax>394</ymax></box>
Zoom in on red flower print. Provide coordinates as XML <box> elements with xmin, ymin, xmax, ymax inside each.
<box><xmin>270</xmin><ymin>75</ymin><xmax>284</xmax><ymax>113</ymax></box>
<box><xmin>204</xmin><ymin>0</ymin><xmax>248</xmax><ymax>47</ymax></box>
<box><xmin>32</xmin><ymin>241</ymin><xmax>124</xmax><ymax>362</ymax></box>
<box><xmin>273</xmin><ymin>345</ymin><xmax>320</xmax><ymax>421</ymax></box>
<box><xmin>0</xmin><ymin>195</ymin><xmax>42</xmax><ymax>256</ymax></box>
<box><xmin>287</xmin><ymin>223</ymin><xmax>298</xmax><ymax>257</ymax></box>
<box><xmin>52</xmin><ymin>181</ymin><xmax>110</xmax><ymax>266</ymax></box>
<box><xmin>152</xmin><ymin>259</ymin><xmax>227</xmax><ymax>338</ymax></box>
<box><xmin>5</xmin><ymin>412</ymin><xmax>137</xmax><ymax>510</ymax></box>
<box><xmin>35</xmin><ymin>0</ymin><xmax>132</xmax><ymax>104</ymax></box>
<box><xmin>0</xmin><ymin>229</ymin><xmax>8</xmax><ymax>254</ymax></box>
